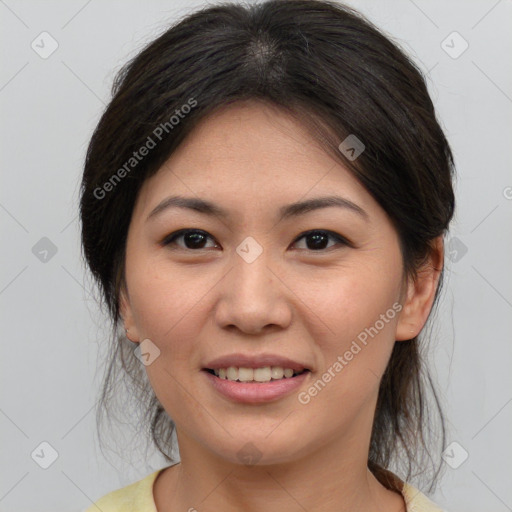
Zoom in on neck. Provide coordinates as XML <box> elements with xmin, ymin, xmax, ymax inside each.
<box><xmin>154</xmin><ymin>430</ymin><xmax>405</xmax><ymax>512</ymax></box>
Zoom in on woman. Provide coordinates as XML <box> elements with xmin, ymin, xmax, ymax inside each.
<box><xmin>80</xmin><ymin>1</ymin><xmax>455</xmax><ymax>510</ymax></box>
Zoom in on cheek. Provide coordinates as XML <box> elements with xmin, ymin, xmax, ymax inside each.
<box><xmin>127</xmin><ymin>256</ymin><xmax>210</xmax><ymax>344</ymax></box>
<box><xmin>298</xmin><ymin>262</ymin><xmax>400</xmax><ymax>344</ymax></box>
<box><xmin>301</xmin><ymin>265</ymin><xmax>401</xmax><ymax>401</ymax></box>
<box><xmin>128</xmin><ymin>268</ymin><xmax>205</xmax><ymax>419</ymax></box>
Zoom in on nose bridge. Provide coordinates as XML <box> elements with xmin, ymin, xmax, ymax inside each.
<box><xmin>214</xmin><ymin>237</ymin><xmax>291</xmax><ymax>333</ymax></box>
<box><xmin>232</xmin><ymin>236</ymin><xmax>275</xmax><ymax>301</ymax></box>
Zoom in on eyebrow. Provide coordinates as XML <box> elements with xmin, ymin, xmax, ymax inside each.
<box><xmin>146</xmin><ymin>194</ymin><xmax>369</xmax><ymax>223</ymax></box>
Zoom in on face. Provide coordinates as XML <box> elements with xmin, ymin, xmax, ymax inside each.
<box><xmin>120</xmin><ymin>100</ymin><xmax>437</xmax><ymax>466</ymax></box>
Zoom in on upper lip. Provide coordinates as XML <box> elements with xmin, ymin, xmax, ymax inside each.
<box><xmin>203</xmin><ymin>353</ymin><xmax>311</xmax><ymax>372</ymax></box>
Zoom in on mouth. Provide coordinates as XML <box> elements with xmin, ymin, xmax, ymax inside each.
<box><xmin>202</xmin><ymin>366</ymin><xmax>311</xmax><ymax>403</ymax></box>
<box><xmin>202</xmin><ymin>367</ymin><xmax>310</xmax><ymax>383</ymax></box>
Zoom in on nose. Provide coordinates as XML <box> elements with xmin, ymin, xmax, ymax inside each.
<box><xmin>214</xmin><ymin>248</ymin><xmax>293</xmax><ymax>335</ymax></box>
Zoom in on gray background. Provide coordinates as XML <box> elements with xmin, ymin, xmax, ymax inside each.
<box><xmin>1</xmin><ymin>0</ymin><xmax>511</xmax><ymax>511</ymax></box>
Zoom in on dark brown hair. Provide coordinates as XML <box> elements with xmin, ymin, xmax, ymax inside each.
<box><xmin>80</xmin><ymin>0</ymin><xmax>455</xmax><ymax>492</ymax></box>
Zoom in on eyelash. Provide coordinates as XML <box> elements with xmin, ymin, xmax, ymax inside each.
<box><xmin>161</xmin><ymin>229</ymin><xmax>351</xmax><ymax>252</ymax></box>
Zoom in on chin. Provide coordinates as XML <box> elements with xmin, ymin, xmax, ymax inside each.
<box><xmin>206</xmin><ymin>433</ymin><xmax>305</xmax><ymax>467</ymax></box>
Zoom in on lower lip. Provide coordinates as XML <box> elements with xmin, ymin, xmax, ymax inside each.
<box><xmin>203</xmin><ymin>370</ymin><xmax>310</xmax><ymax>404</ymax></box>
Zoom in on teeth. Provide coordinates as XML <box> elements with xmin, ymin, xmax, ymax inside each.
<box><xmin>253</xmin><ymin>367</ymin><xmax>271</xmax><ymax>382</ymax></box>
<box><xmin>271</xmin><ymin>367</ymin><xmax>284</xmax><ymax>379</ymax></box>
<box><xmin>212</xmin><ymin>366</ymin><xmax>303</xmax><ymax>382</ymax></box>
<box><xmin>239</xmin><ymin>367</ymin><xmax>255</xmax><ymax>382</ymax></box>
<box><xmin>226</xmin><ymin>367</ymin><xmax>238</xmax><ymax>380</ymax></box>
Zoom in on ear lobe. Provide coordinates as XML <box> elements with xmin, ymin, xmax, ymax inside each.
<box><xmin>119</xmin><ymin>288</ymin><xmax>141</xmax><ymax>343</ymax></box>
<box><xmin>395</xmin><ymin>236</ymin><xmax>444</xmax><ymax>341</ymax></box>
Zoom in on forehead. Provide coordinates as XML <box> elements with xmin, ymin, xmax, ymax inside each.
<box><xmin>134</xmin><ymin>100</ymin><xmax>377</xmax><ymax>221</ymax></box>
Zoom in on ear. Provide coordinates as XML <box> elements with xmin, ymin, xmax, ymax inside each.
<box><xmin>395</xmin><ymin>236</ymin><xmax>444</xmax><ymax>341</ymax></box>
<box><xmin>119</xmin><ymin>285</ymin><xmax>141</xmax><ymax>343</ymax></box>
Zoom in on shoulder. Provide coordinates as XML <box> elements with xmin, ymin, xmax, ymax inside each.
<box><xmin>402</xmin><ymin>482</ymin><xmax>446</xmax><ymax>512</ymax></box>
<box><xmin>84</xmin><ymin>468</ymin><xmax>164</xmax><ymax>512</ymax></box>
<box><xmin>372</xmin><ymin>465</ymin><xmax>446</xmax><ymax>512</ymax></box>
<box><xmin>402</xmin><ymin>482</ymin><xmax>446</xmax><ymax>511</ymax></box>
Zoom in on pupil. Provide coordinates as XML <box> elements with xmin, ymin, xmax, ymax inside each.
<box><xmin>186</xmin><ymin>232</ymin><xmax>206</xmax><ymax>249</ymax></box>
<box><xmin>307</xmin><ymin>233</ymin><xmax>327</xmax><ymax>250</ymax></box>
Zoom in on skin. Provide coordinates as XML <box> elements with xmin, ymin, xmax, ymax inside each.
<box><xmin>120</xmin><ymin>99</ymin><xmax>443</xmax><ymax>512</ymax></box>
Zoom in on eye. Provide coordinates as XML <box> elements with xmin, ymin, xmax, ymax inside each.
<box><xmin>161</xmin><ymin>229</ymin><xmax>218</xmax><ymax>250</ymax></box>
<box><xmin>291</xmin><ymin>230</ymin><xmax>350</xmax><ymax>251</ymax></box>
<box><xmin>161</xmin><ymin>228</ymin><xmax>350</xmax><ymax>252</ymax></box>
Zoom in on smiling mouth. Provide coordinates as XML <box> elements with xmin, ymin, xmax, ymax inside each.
<box><xmin>203</xmin><ymin>367</ymin><xmax>310</xmax><ymax>383</ymax></box>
